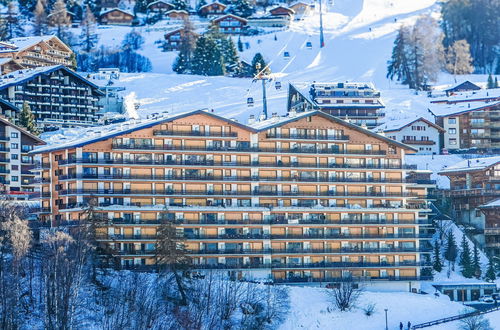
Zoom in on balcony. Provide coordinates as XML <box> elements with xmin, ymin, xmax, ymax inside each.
<box><xmin>272</xmin><ymin>275</ymin><xmax>433</xmax><ymax>283</ymax></box>
<box><xmin>153</xmin><ymin>130</ymin><xmax>237</xmax><ymax>138</ymax></box>
<box><xmin>266</xmin><ymin>133</ymin><xmax>349</xmax><ymax>141</ymax></box>
<box><xmin>111</xmin><ymin>142</ymin><xmax>387</xmax><ymax>156</ymax></box>
<box><xmin>0</xmin><ymin>146</ymin><xmax>9</xmax><ymax>152</ymax></box>
<box><xmin>0</xmin><ymin>169</ymin><xmax>10</xmax><ymax>174</ymax></box>
<box><xmin>56</xmin><ymin>158</ymin><xmax>417</xmax><ymax>171</ymax></box>
<box><xmin>184</xmin><ymin>246</ymin><xmax>431</xmax><ymax>255</ymax></box>
<box><xmin>0</xmin><ymin>157</ymin><xmax>9</xmax><ymax>163</ymax></box>
<box><xmin>0</xmin><ymin>136</ymin><xmax>9</xmax><ymax>142</ymax></box>
<box><xmin>443</xmin><ymin>188</ymin><xmax>499</xmax><ymax>197</ymax></box>
<box><xmin>401</xmin><ymin>139</ymin><xmax>435</xmax><ymax>145</ymax></box>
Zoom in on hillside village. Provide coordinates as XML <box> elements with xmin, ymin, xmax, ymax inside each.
<box><xmin>0</xmin><ymin>0</ymin><xmax>499</xmax><ymax>329</ymax></box>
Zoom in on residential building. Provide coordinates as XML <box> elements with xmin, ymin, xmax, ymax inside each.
<box><xmin>269</xmin><ymin>6</ymin><xmax>295</xmax><ymax>19</ymax></box>
<box><xmin>289</xmin><ymin>2</ymin><xmax>312</xmax><ymax>17</ymax></box>
<box><xmin>439</xmin><ymin>156</ymin><xmax>500</xmax><ymax>245</ymax></box>
<box><xmin>211</xmin><ymin>14</ymin><xmax>248</xmax><ymax>34</ymax></box>
<box><xmin>374</xmin><ymin>117</ymin><xmax>444</xmax><ymax>155</ymax></box>
<box><xmin>0</xmin><ymin>36</ymin><xmax>74</xmax><ymax>73</ymax></box>
<box><xmin>247</xmin><ymin>15</ymin><xmax>291</xmax><ymax>28</ymax></box>
<box><xmin>147</xmin><ymin>0</ymin><xmax>174</xmax><ymax>13</ymax></box>
<box><xmin>99</xmin><ymin>8</ymin><xmax>134</xmax><ymax>25</ymax></box>
<box><xmin>0</xmin><ymin>65</ymin><xmax>104</xmax><ymax>130</ymax></box>
<box><xmin>0</xmin><ymin>98</ymin><xmax>19</xmax><ymax>119</ymax></box>
<box><xmin>0</xmin><ymin>58</ymin><xmax>24</xmax><ymax>75</ymax></box>
<box><xmin>165</xmin><ymin>9</ymin><xmax>189</xmax><ymax>20</ymax></box>
<box><xmin>164</xmin><ymin>28</ymin><xmax>199</xmax><ymax>51</ymax></box>
<box><xmin>430</xmin><ymin>91</ymin><xmax>500</xmax><ymax>152</ymax></box>
<box><xmin>198</xmin><ymin>1</ymin><xmax>227</xmax><ymax>17</ymax></box>
<box><xmin>0</xmin><ymin>116</ymin><xmax>45</xmax><ymax>200</ymax></box>
<box><xmin>32</xmin><ymin>109</ymin><xmax>435</xmax><ymax>289</ymax></box>
<box><xmin>479</xmin><ymin>199</ymin><xmax>500</xmax><ymax>257</ymax></box>
<box><xmin>445</xmin><ymin>81</ymin><xmax>481</xmax><ymax>97</ymax></box>
<box><xmin>287</xmin><ymin>82</ymin><xmax>385</xmax><ymax>128</ymax></box>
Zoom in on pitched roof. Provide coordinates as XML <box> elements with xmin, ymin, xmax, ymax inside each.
<box><xmin>0</xmin><ymin>65</ymin><xmax>104</xmax><ymax>95</ymax></box>
<box><xmin>199</xmin><ymin>1</ymin><xmax>227</xmax><ymax>10</ymax></box>
<box><xmin>479</xmin><ymin>198</ymin><xmax>500</xmax><ymax>209</ymax></box>
<box><xmin>445</xmin><ymin>81</ymin><xmax>481</xmax><ymax>93</ymax></box>
<box><xmin>428</xmin><ymin>100</ymin><xmax>500</xmax><ymax>117</ymax></box>
<box><xmin>212</xmin><ymin>14</ymin><xmax>247</xmax><ymax>23</ymax></box>
<box><xmin>165</xmin><ymin>9</ymin><xmax>189</xmax><ymax>14</ymax></box>
<box><xmin>438</xmin><ymin>156</ymin><xmax>500</xmax><ymax>175</ymax></box>
<box><xmin>270</xmin><ymin>6</ymin><xmax>295</xmax><ymax>14</ymax></box>
<box><xmin>374</xmin><ymin>116</ymin><xmax>445</xmax><ymax>133</ymax></box>
<box><xmin>147</xmin><ymin>0</ymin><xmax>174</xmax><ymax>7</ymax></box>
<box><xmin>100</xmin><ymin>8</ymin><xmax>134</xmax><ymax>17</ymax></box>
<box><xmin>0</xmin><ymin>35</ymin><xmax>71</xmax><ymax>53</ymax></box>
<box><xmin>0</xmin><ymin>116</ymin><xmax>45</xmax><ymax>144</ymax></box>
<box><xmin>32</xmin><ymin>109</ymin><xmax>418</xmax><ymax>154</ymax></box>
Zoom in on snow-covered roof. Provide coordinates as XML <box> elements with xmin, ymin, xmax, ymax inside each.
<box><xmin>374</xmin><ymin>116</ymin><xmax>444</xmax><ymax>132</ymax></box>
<box><xmin>147</xmin><ymin>0</ymin><xmax>173</xmax><ymax>7</ymax></box>
<box><xmin>212</xmin><ymin>14</ymin><xmax>248</xmax><ymax>23</ymax></box>
<box><xmin>0</xmin><ymin>65</ymin><xmax>103</xmax><ymax>93</ymax></box>
<box><xmin>439</xmin><ymin>156</ymin><xmax>500</xmax><ymax>174</ymax></box>
<box><xmin>165</xmin><ymin>9</ymin><xmax>188</xmax><ymax>14</ymax></box>
<box><xmin>479</xmin><ymin>198</ymin><xmax>500</xmax><ymax>209</ymax></box>
<box><xmin>428</xmin><ymin>100</ymin><xmax>500</xmax><ymax>117</ymax></box>
<box><xmin>33</xmin><ymin>109</ymin><xmax>418</xmax><ymax>154</ymax></box>
<box><xmin>199</xmin><ymin>1</ymin><xmax>227</xmax><ymax>10</ymax></box>
<box><xmin>431</xmin><ymin>88</ymin><xmax>500</xmax><ymax>104</ymax></box>
<box><xmin>0</xmin><ymin>58</ymin><xmax>15</xmax><ymax>65</ymax></box>
<box><xmin>0</xmin><ymin>116</ymin><xmax>45</xmax><ymax>144</ymax></box>
<box><xmin>0</xmin><ymin>35</ymin><xmax>70</xmax><ymax>53</ymax></box>
<box><xmin>100</xmin><ymin>7</ymin><xmax>134</xmax><ymax>17</ymax></box>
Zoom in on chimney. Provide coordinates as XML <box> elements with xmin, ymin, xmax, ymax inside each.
<box><xmin>259</xmin><ymin>114</ymin><xmax>266</xmax><ymax>121</ymax></box>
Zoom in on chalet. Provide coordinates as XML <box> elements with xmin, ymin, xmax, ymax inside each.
<box><xmin>374</xmin><ymin>117</ymin><xmax>444</xmax><ymax>155</ymax></box>
<box><xmin>211</xmin><ymin>14</ymin><xmax>248</xmax><ymax>34</ymax></box>
<box><xmin>198</xmin><ymin>1</ymin><xmax>227</xmax><ymax>17</ymax></box>
<box><xmin>165</xmin><ymin>9</ymin><xmax>189</xmax><ymax>20</ymax></box>
<box><xmin>248</xmin><ymin>15</ymin><xmax>290</xmax><ymax>28</ymax></box>
<box><xmin>445</xmin><ymin>81</ymin><xmax>481</xmax><ymax>96</ymax></box>
<box><xmin>147</xmin><ymin>0</ymin><xmax>174</xmax><ymax>13</ymax></box>
<box><xmin>164</xmin><ymin>28</ymin><xmax>199</xmax><ymax>51</ymax></box>
<box><xmin>269</xmin><ymin>6</ymin><xmax>295</xmax><ymax>18</ymax></box>
<box><xmin>99</xmin><ymin>8</ymin><xmax>134</xmax><ymax>25</ymax></box>
<box><xmin>289</xmin><ymin>2</ymin><xmax>312</xmax><ymax>16</ymax></box>
<box><xmin>0</xmin><ymin>35</ymin><xmax>74</xmax><ymax>72</ymax></box>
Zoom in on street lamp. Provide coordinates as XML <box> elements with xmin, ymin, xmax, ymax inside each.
<box><xmin>384</xmin><ymin>308</ymin><xmax>388</xmax><ymax>330</ymax></box>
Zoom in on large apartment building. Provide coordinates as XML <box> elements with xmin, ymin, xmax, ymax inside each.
<box><xmin>439</xmin><ymin>156</ymin><xmax>500</xmax><ymax>246</ymax></box>
<box><xmin>32</xmin><ymin>109</ymin><xmax>435</xmax><ymax>288</ymax></box>
<box><xmin>0</xmin><ymin>65</ymin><xmax>103</xmax><ymax>129</ymax></box>
<box><xmin>429</xmin><ymin>90</ymin><xmax>500</xmax><ymax>152</ymax></box>
<box><xmin>0</xmin><ymin>36</ymin><xmax>74</xmax><ymax>73</ymax></box>
<box><xmin>0</xmin><ymin>116</ymin><xmax>45</xmax><ymax>199</ymax></box>
<box><xmin>479</xmin><ymin>199</ymin><xmax>500</xmax><ymax>257</ymax></box>
<box><xmin>287</xmin><ymin>82</ymin><xmax>385</xmax><ymax>128</ymax></box>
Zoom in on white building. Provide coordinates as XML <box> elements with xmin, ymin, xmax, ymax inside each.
<box><xmin>374</xmin><ymin>117</ymin><xmax>444</xmax><ymax>155</ymax></box>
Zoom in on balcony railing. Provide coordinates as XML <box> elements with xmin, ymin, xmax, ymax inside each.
<box><xmin>401</xmin><ymin>139</ymin><xmax>435</xmax><ymax>145</ymax></box>
<box><xmin>153</xmin><ymin>130</ymin><xmax>237</xmax><ymax>137</ymax></box>
<box><xmin>111</xmin><ymin>142</ymin><xmax>387</xmax><ymax>156</ymax></box>
<box><xmin>0</xmin><ymin>146</ymin><xmax>10</xmax><ymax>152</ymax></box>
<box><xmin>272</xmin><ymin>275</ymin><xmax>433</xmax><ymax>283</ymax></box>
<box><xmin>56</xmin><ymin>188</ymin><xmax>430</xmax><ymax>199</ymax></box>
<box><xmin>183</xmin><ymin>247</ymin><xmax>431</xmax><ymax>255</ymax></box>
<box><xmin>265</xmin><ymin>133</ymin><xmax>350</xmax><ymax>141</ymax></box>
<box><xmin>55</xmin><ymin>173</ymin><xmax>435</xmax><ymax>185</ymax></box>
<box><xmin>55</xmin><ymin>158</ymin><xmax>418</xmax><ymax>170</ymax></box>
<box><xmin>0</xmin><ymin>135</ymin><xmax>9</xmax><ymax>141</ymax></box>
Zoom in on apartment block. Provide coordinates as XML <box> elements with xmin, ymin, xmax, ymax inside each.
<box><xmin>0</xmin><ymin>65</ymin><xmax>103</xmax><ymax>129</ymax></box>
<box><xmin>32</xmin><ymin>109</ymin><xmax>435</xmax><ymax>288</ymax></box>
<box><xmin>375</xmin><ymin>117</ymin><xmax>444</xmax><ymax>155</ymax></box>
<box><xmin>439</xmin><ymin>157</ymin><xmax>500</xmax><ymax>245</ymax></box>
<box><xmin>479</xmin><ymin>199</ymin><xmax>500</xmax><ymax>257</ymax></box>
<box><xmin>430</xmin><ymin>90</ymin><xmax>500</xmax><ymax>152</ymax></box>
<box><xmin>288</xmin><ymin>82</ymin><xmax>385</xmax><ymax>128</ymax></box>
<box><xmin>0</xmin><ymin>36</ymin><xmax>74</xmax><ymax>73</ymax></box>
<box><xmin>0</xmin><ymin>116</ymin><xmax>45</xmax><ymax>199</ymax></box>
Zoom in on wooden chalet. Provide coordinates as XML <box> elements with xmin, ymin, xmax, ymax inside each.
<box><xmin>147</xmin><ymin>0</ymin><xmax>174</xmax><ymax>13</ymax></box>
<box><xmin>198</xmin><ymin>1</ymin><xmax>227</xmax><ymax>17</ymax></box>
<box><xmin>211</xmin><ymin>14</ymin><xmax>248</xmax><ymax>34</ymax></box>
<box><xmin>164</xmin><ymin>28</ymin><xmax>199</xmax><ymax>51</ymax></box>
<box><xmin>165</xmin><ymin>9</ymin><xmax>189</xmax><ymax>20</ymax></box>
<box><xmin>99</xmin><ymin>8</ymin><xmax>134</xmax><ymax>25</ymax></box>
<box><xmin>269</xmin><ymin>6</ymin><xmax>295</xmax><ymax>18</ymax></box>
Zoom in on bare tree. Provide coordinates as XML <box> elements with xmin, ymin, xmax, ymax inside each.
<box><xmin>459</xmin><ymin>310</ymin><xmax>493</xmax><ymax>330</ymax></box>
<box><xmin>48</xmin><ymin>0</ymin><xmax>71</xmax><ymax>42</ymax></box>
<box><xmin>33</xmin><ymin>0</ymin><xmax>48</xmax><ymax>36</ymax></box>
<box><xmin>327</xmin><ymin>276</ymin><xmax>362</xmax><ymax>312</ymax></box>
<box><xmin>446</xmin><ymin>39</ymin><xmax>474</xmax><ymax>78</ymax></box>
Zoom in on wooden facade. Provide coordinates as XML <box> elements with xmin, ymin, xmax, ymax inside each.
<box><xmin>147</xmin><ymin>0</ymin><xmax>174</xmax><ymax>12</ymax></box>
<box><xmin>100</xmin><ymin>8</ymin><xmax>134</xmax><ymax>25</ymax></box>
<box><xmin>198</xmin><ymin>1</ymin><xmax>227</xmax><ymax>16</ymax></box>
<box><xmin>269</xmin><ymin>6</ymin><xmax>295</xmax><ymax>18</ymax></box>
<box><xmin>33</xmin><ymin>110</ymin><xmax>436</xmax><ymax>285</ymax></box>
<box><xmin>212</xmin><ymin>14</ymin><xmax>248</xmax><ymax>34</ymax></box>
<box><xmin>164</xmin><ymin>28</ymin><xmax>198</xmax><ymax>51</ymax></box>
<box><xmin>165</xmin><ymin>9</ymin><xmax>189</xmax><ymax>20</ymax></box>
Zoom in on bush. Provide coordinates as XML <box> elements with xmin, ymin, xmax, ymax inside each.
<box><xmin>362</xmin><ymin>303</ymin><xmax>376</xmax><ymax>317</ymax></box>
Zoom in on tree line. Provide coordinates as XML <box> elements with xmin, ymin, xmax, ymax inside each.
<box><xmin>0</xmin><ymin>199</ymin><xmax>289</xmax><ymax>329</ymax></box>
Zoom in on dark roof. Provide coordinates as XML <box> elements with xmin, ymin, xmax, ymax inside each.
<box><xmin>445</xmin><ymin>81</ymin><xmax>481</xmax><ymax>93</ymax></box>
<box><xmin>0</xmin><ymin>116</ymin><xmax>45</xmax><ymax>144</ymax></box>
<box><xmin>0</xmin><ymin>98</ymin><xmax>19</xmax><ymax>111</ymax></box>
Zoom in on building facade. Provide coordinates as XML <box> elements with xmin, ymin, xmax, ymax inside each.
<box><xmin>479</xmin><ymin>199</ymin><xmax>500</xmax><ymax>257</ymax></box>
<box><xmin>0</xmin><ymin>65</ymin><xmax>103</xmax><ymax>130</ymax></box>
<box><xmin>439</xmin><ymin>157</ymin><xmax>500</xmax><ymax>246</ymax></box>
<box><xmin>33</xmin><ymin>109</ymin><xmax>435</xmax><ymax>288</ymax></box>
<box><xmin>0</xmin><ymin>36</ymin><xmax>74</xmax><ymax>73</ymax></box>
<box><xmin>147</xmin><ymin>0</ymin><xmax>174</xmax><ymax>13</ymax></box>
<box><xmin>375</xmin><ymin>117</ymin><xmax>444</xmax><ymax>155</ymax></box>
<box><xmin>99</xmin><ymin>8</ymin><xmax>134</xmax><ymax>25</ymax></box>
<box><xmin>211</xmin><ymin>14</ymin><xmax>248</xmax><ymax>34</ymax></box>
<box><xmin>288</xmin><ymin>82</ymin><xmax>385</xmax><ymax>129</ymax></box>
<box><xmin>199</xmin><ymin>2</ymin><xmax>227</xmax><ymax>17</ymax></box>
<box><xmin>0</xmin><ymin>116</ymin><xmax>45</xmax><ymax>200</ymax></box>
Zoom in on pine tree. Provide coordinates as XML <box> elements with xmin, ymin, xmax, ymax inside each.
<box><xmin>4</xmin><ymin>2</ymin><xmax>25</xmax><ymax>39</ymax></box>
<box><xmin>228</xmin><ymin>0</ymin><xmax>254</xmax><ymax>18</ymax></box>
<box><xmin>19</xmin><ymin>102</ymin><xmax>39</xmax><ymax>135</ymax></box>
<box><xmin>172</xmin><ymin>18</ymin><xmax>197</xmax><ymax>74</ymax></box>
<box><xmin>487</xmin><ymin>74</ymin><xmax>494</xmax><ymax>89</ymax></box>
<box><xmin>251</xmin><ymin>52</ymin><xmax>270</xmax><ymax>75</ymax></box>
<box><xmin>171</xmin><ymin>0</ymin><xmax>188</xmax><ymax>10</ymax></box>
<box><xmin>459</xmin><ymin>234</ymin><xmax>474</xmax><ymax>278</ymax></box>
<box><xmin>33</xmin><ymin>0</ymin><xmax>48</xmax><ymax>36</ymax></box>
<box><xmin>472</xmin><ymin>243</ymin><xmax>481</xmax><ymax>279</ymax></box>
<box><xmin>49</xmin><ymin>0</ymin><xmax>72</xmax><ymax>42</ymax></box>
<box><xmin>445</xmin><ymin>39</ymin><xmax>474</xmax><ymax>76</ymax></box>
<box><xmin>484</xmin><ymin>257</ymin><xmax>496</xmax><ymax>282</ymax></box>
<box><xmin>495</xmin><ymin>77</ymin><xmax>499</xmax><ymax>88</ymax></box>
<box><xmin>433</xmin><ymin>241</ymin><xmax>443</xmax><ymax>273</ymax></box>
<box><xmin>387</xmin><ymin>26</ymin><xmax>412</xmax><ymax>86</ymax></box>
<box><xmin>444</xmin><ymin>231</ymin><xmax>458</xmax><ymax>271</ymax></box>
<box><xmin>122</xmin><ymin>30</ymin><xmax>145</xmax><ymax>51</ymax></box>
<box><xmin>237</xmin><ymin>36</ymin><xmax>243</xmax><ymax>52</ymax></box>
<box><xmin>218</xmin><ymin>37</ymin><xmax>240</xmax><ymax>74</ymax></box>
<box><xmin>80</xmin><ymin>5</ymin><xmax>98</xmax><ymax>52</ymax></box>
<box><xmin>191</xmin><ymin>35</ymin><xmax>225</xmax><ymax>76</ymax></box>
<box><xmin>196</xmin><ymin>0</ymin><xmax>208</xmax><ymax>16</ymax></box>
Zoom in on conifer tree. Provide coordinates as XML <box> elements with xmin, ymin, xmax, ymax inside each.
<box><xmin>196</xmin><ymin>0</ymin><xmax>208</xmax><ymax>16</ymax></box>
<box><xmin>191</xmin><ymin>35</ymin><xmax>225</xmax><ymax>76</ymax></box>
<box><xmin>484</xmin><ymin>257</ymin><xmax>496</xmax><ymax>282</ymax></box>
<box><xmin>172</xmin><ymin>18</ymin><xmax>197</xmax><ymax>74</ymax></box>
<box><xmin>487</xmin><ymin>74</ymin><xmax>495</xmax><ymax>89</ymax></box>
<box><xmin>33</xmin><ymin>0</ymin><xmax>48</xmax><ymax>36</ymax></box>
<box><xmin>433</xmin><ymin>241</ymin><xmax>443</xmax><ymax>273</ymax></box>
<box><xmin>4</xmin><ymin>2</ymin><xmax>25</xmax><ymax>39</ymax></box>
<box><xmin>19</xmin><ymin>102</ymin><xmax>39</xmax><ymax>135</ymax></box>
<box><xmin>444</xmin><ymin>231</ymin><xmax>458</xmax><ymax>271</ymax></box>
<box><xmin>472</xmin><ymin>243</ymin><xmax>481</xmax><ymax>279</ymax></box>
<box><xmin>49</xmin><ymin>0</ymin><xmax>72</xmax><ymax>42</ymax></box>
<box><xmin>495</xmin><ymin>77</ymin><xmax>499</xmax><ymax>88</ymax></box>
<box><xmin>387</xmin><ymin>26</ymin><xmax>412</xmax><ymax>86</ymax></box>
<box><xmin>80</xmin><ymin>5</ymin><xmax>98</xmax><ymax>52</ymax></box>
<box><xmin>228</xmin><ymin>0</ymin><xmax>254</xmax><ymax>17</ymax></box>
<box><xmin>459</xmin><ymin>234</ymin><xmax>474</xmax><ymax>278</ymax></box>
<box><xmin>237</xmin><ymin>36</ymin><xmax>243</xmax><ymax>52</ymax></box>
<box><xmin>171</xmin><ymin>0</ymin><xmax>188</xmax><ymax>10</ymax></box>
<box><xmin>218</xmin><ymin>37</ymin><xmax>240</xmax><ymax>74</ymax></box>
<box><xmin>251</xmin><ymin>52</ymin><xmax>269</xmax><ymax>75</ymax></box>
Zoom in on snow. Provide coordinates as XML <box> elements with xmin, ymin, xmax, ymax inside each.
<box><xmin>0</xmin><ymin>35</ymin><xmax>58</xmax><ymax>53</ymax></box>
<box><xmin>428</xmin><ymin>100</ymin><xmax>500</xmax><ymax>117</ymax></box>
<box><xmin>439</xmin><ymin>156</ymin><xmax>500</xmax><ymax>174</ymax></box>
<box><xmin>405</xmin><ymin>154</ymin><xmax>464</xmax><ymax>189</ymax></box>
<box><xmin>480</xmin><ymin>198</ymin><xmax>500</xmax><ymax>209</ymax></box>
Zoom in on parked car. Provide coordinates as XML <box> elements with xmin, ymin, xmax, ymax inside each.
<box><xmin>479</xmin><ymin>295</ymin><xmax>495</xmax><ymax>303</ymax></box>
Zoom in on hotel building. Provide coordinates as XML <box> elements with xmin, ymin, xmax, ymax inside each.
<box><xmin>32</xmin><ymin>109</ymin><xmax>435</xmax><ymax>288</ymax></box>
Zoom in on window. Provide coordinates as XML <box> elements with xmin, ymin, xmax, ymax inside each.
<box><xmin>448</xmin><ymin>118</ymin><xmax>457</xmax><ymax>124</ymax></box>
<box><xmin>10</xmin><ymin>132</ymin><xmax>18</xmax><ymax>138</ymax></box>
<box><xmin>11</xmin><ymin>165</ymin><xmax>18</xmax><ymax>170</ymax></box>
<box><xmin>449</xmin><ymin>138</ymin><xmax>457</xmax><ymax>145</ymax></box>
<box><xmin>10</xmin><ymin>143</ymin><xmax>18</xmax><ymax>149</ymax></box>
<box><xmin>11</xmin><ymin>154</ymin><xmax>18</xmax><ymax>160</ymax></box>
<box><xmin>476</xmin><ymin>210</ymin><xmax>482</xmax><ymax>217</ymax></box>
<box><xmin>11</xmin><ymin>176</ymin><xmax>18</xmax><ymax>182</ymax></box>
<box><xmin>448</xmin><ymin>128</ymin><xmax>456</xmax><ymax>134</ymax></box>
